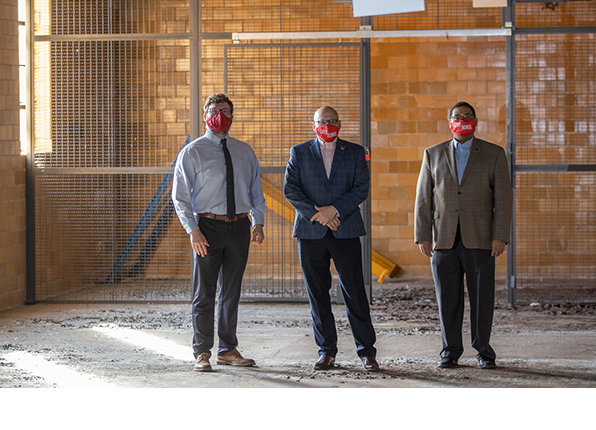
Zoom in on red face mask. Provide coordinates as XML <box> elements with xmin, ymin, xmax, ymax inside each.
<box><xmin>315</xmin><ymin>124</ymin><xmax>340</xmax><ymax>143</ymax></box>
<box><xmin>450</xmin><ymin>119</ymin><xmax>476</xmax><ymax>137</ymax></box>
<box><xmin>204</xmin><ymin>112</ymin><xmax>233</xmax><ymax>132</ymax></box>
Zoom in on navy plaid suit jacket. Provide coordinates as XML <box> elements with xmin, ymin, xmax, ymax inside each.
<box><xmin>284</xmin><ymin>138</ymin><xmax>369</xmax><ymax>239</ymax></box>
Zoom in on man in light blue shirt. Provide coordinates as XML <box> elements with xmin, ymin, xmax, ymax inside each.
<box><xmin>172</xmin><ymin>93</ymin><xmax>265</xmax><ymax>372</ymax></box>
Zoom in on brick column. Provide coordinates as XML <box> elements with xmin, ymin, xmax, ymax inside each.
<box><xmin>0</xmin><ymin>0</ymin><xmax>27</xmax><ymax>310</ymax></box>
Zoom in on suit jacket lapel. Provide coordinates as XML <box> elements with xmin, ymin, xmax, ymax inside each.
<box><xmin>328</xmin><ymin>139</ymin><xmax>346</xmax><ymax>183</ymax></box>
<box><xmin>459</xmin><ymin>138</ymin><xmax>482</xmax><ymax>186</ymax></box>
<box><xmin>309</xmin><ymin>139</ymin><xmax>328</xmax><ymax>180</ymax></box>
<box><xmin>444</xmin><ymin>141</ymin><xmax>458</xmax><ymax>185</ymax></box>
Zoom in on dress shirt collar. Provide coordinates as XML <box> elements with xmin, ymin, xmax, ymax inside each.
<box><xmin>317</xmin><ymin>136</ymin><xmax>338</xmax><ymax>148</ymax></box>
<box><xmin>453</xmin><ymin>136</ymin><xmax>474</xmax><ymax>152</ymax></box>
<box><xmin>205</xmin><ymin>129</ymin><xmax>229</xmax><ymax>146</ymax></box>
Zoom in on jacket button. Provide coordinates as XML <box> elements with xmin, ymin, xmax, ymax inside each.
<box><xmin>458</xmin><ymin>191</ymin><xmax>461</xmax><ymax>195</ymax></box>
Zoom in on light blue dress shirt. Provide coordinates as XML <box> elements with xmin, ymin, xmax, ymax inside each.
<box><xmin>453</xmin><ymin>137</ymin><xmax>473</xmax><ymax>184</ymax></box>
<box><xmin>172</xmin><ymin>130</ymin><xmax>266</xmax><ymax>234</ymax></box>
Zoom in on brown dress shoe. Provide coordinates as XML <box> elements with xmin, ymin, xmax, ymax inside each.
<box><xmin>216</xmin><ymin>348</ymin><xmax>256</xmax><ymax>366</ymax></box>
<box><xmin>314</xmin><ymin>355</ymin><xmax>335</xmax><ymax>370</ymax></box>
<box><xmin>361</xmin><ymin>356</ymin><xmax>380</xmax><ymax>372</ymax></box>
<box><xmin>194</xmin><ymin>352</ymin><xmax>213</xmax><ymax>372</ymax></box>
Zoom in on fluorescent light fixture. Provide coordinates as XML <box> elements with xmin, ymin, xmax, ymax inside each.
<box><xmin>473</xmin><ymin>0</ymin><xmax>507</xmax><ymax>7</ymax></box>
<box><xmin>352</xmin><ymin>0</ymin><xmax>425</xmax><ymax>17</ymax></box>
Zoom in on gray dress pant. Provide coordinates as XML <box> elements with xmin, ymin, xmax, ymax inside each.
<box><xmin>190</xmin><ymin>216</ymin><xmax>251</xmax><ymax>358</ymax></box>
<box><xmin>430</xmin><ymin>227</ymin><xmax>496</xmax><ymax>361</ymax></box>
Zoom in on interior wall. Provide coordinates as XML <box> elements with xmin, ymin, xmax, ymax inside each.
<box><xmin>32</xmin><ymin>1</ymin><xmax>192</xmax><ymax>301</ymax></box>
<box><xmin>0</xmin><ymin>0</ymin><xmax>26</xmax><ymax>311</ymax></box>
<box><xmin>199</xmin><ymin>0</ymin><xmax>510</xmax><ymax>281</ymax></box>
<box><xmin>19</xmin><ymin>0</ymin><xmax>596</xmax><ymax>305</ymax></box>
<box><xmin>369</xmin><ymin>35</ymin><xmax>508</xmax><ymax>278</ymax></box>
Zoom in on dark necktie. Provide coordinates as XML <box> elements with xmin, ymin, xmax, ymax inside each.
<box><xmin>221</xmin><ymin>138</ymin><xmax>236</xmax><ymax>220</ymax></box>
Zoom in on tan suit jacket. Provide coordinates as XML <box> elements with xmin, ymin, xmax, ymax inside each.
<box><xmin>415</xmin><ymin>137</ymin><xmax>513</xmax><ymax>250</ymax></box>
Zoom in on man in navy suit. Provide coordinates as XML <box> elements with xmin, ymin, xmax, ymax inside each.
<box><xmin>284</xmin><ymin>106</ymin><xmax>379</xmax><ymax>372</ymax></box>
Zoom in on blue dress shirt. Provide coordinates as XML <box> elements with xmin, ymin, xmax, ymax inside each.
<box><xmin>453</xmin><ymin>137</ymin><xmax>473</xmax><ymax>184</ymax></box>
<box><xmin>172</xmin><ymin>130</ymin><xmax>266</xmax><ymax>234</ymax></box>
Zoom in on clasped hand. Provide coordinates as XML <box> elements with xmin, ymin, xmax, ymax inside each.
<box><xmin>311</xmin><ymin>205</ymin><xmax>340</xmax><ymax>231</ymax></box>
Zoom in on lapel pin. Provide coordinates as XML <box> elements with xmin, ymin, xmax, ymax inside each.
<box><xmin>341</xmin><ymin>146</ymin><xmax>345</xmax><ymax>150</ymax></box>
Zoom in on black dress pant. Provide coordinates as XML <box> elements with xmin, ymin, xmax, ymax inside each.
<box><xmin>431</xmin><ymin>228</ymin><xmax>496</xmax><ymax>361</ymax></box>
<box><xmin>298</xmin><ymin>229</ymin><xmax>377</xmax><ymax>359</ymax></box>
<box><xmin>190</xmin><ymin>216</ymin><xmax>251</xmax><ymax>358</ymax></box>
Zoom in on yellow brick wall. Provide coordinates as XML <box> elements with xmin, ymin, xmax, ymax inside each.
<box><xmin>18</xmin><ymin>1</ymin><xmax>596</xmax><ymax>301</ymax></box>
<box><xmin>0</xmin><ymin>0</ymin><xmax>26</xmax><ymax>311</ymax></box>
<box><xmin>370</xmin><ymin>36</ymin><xmax>508</xmax><ymax>278</ymax></box>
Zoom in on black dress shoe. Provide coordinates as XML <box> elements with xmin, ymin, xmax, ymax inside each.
<box><xmin>437</xmin><ymin>357</ymin><xmax>458</xmax><ymax>368</ymax></box>
<box><xmin>361</xmin><ymin>356</ymin><xmax>380</xmax><ymax>372</ymax></box>
<box><xmin>477</xmin><ymin>356</ymin><xmax>496</xmax><ymax>369</ymax></box>
<box><xmin>314</xmin><ymin>355</ymin><xmax>335</xmax><ymax>370</ymax></box>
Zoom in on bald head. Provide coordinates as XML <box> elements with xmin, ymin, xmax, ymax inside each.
<box><xmin>314</xmin><ymin>106</ymin><xmax>339</xmax><ymax>122</ymax></box>
<box><xmin>312</xmin><ymin>106</ymin><xmax>342</xmax><ymax>139</ymax></box>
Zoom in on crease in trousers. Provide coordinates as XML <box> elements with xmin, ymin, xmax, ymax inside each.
<box><xmin>190</xmin><ymin>216</ymin><xmax>251</xmax><ymax>358</ymax></box>
<box><xmin>298</xmin><ymin>229</ymin><xmax>377</xmax><ymax>359</ymax></box>
<box><xmin>431</xmin><ymin>226</ymin><xmax>496</xmax><ymax>361</ymax></box>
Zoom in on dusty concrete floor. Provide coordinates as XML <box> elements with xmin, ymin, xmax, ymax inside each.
<box><xmin>1</xmin><ymin>278</ymin><xmax>595</xmax><ymax>391</ymax></box>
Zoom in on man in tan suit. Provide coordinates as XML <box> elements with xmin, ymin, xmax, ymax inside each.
<box><xmin>415</xmin><ymin>101</ymin><xmax>513</xmax><ymax>369</ymax></box>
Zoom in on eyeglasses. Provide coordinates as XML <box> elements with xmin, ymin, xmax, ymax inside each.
<box><xmin>450</xmin><ymin>114</ymin><xmax>475</xmax><ymax>121</ymax></box>
<box><xmin>207</xmin><ymin>108</ymin><xmax>231</xmax><ymax>115</ymax></box>
<box><xmin>314</xmin><ymin>119</ymin><xmax>339</xmax><ymax>126</ymax></box>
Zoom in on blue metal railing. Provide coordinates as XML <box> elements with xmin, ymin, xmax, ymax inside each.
<box><xmin>105</xmin><ymin>136</ymin><xmax>190</xmax><ymax>284</ymax></box>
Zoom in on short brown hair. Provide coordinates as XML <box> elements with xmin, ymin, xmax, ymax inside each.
<box><xmin>203</xmin><ymin>93</ymin><xmax>234</xmax><ymax>114</ymax></box>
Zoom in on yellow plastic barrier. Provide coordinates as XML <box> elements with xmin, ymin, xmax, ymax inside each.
<box><xmin>261</xmin><ymin>178</ymin><xmax>295</xmax><ymax>223</ymax></box>
<box><xmin>372</xmin><ymin>250</ymin><xmax>399</xmax><ymax>283</ymax></box>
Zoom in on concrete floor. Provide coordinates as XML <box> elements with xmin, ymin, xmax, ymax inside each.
<box><xmin>0</xmin><ymin>289</ymin><xmax>594</xmax><ymax>427</ymax></box>
<box><xmin>0</xmin><ymin>300</ymin><xmax>594</xmax><ymax>389</ymax></box>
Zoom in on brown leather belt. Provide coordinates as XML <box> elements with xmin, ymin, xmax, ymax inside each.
<box><xmin>198</xmin><ymin>212</ymin><xmax>249</xmax><ymax>222</ymax></box>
